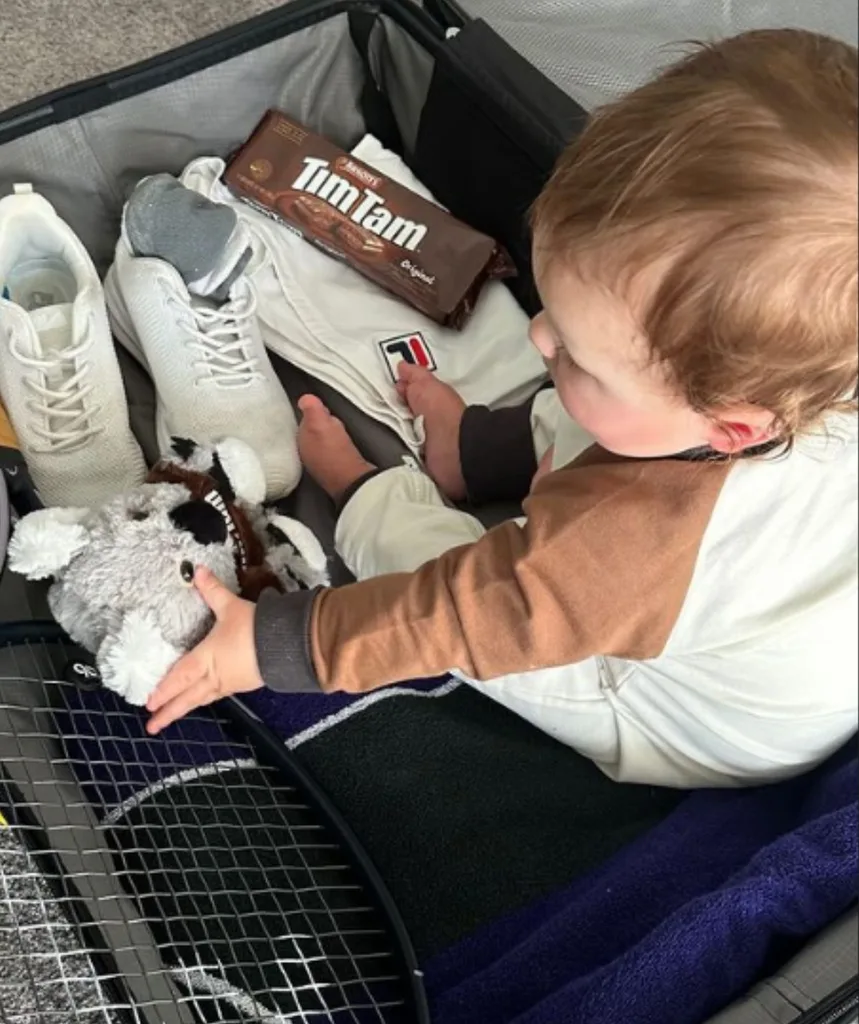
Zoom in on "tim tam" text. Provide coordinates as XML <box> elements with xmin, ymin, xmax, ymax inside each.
<box><xmin>292</xmin><ymin>157</ymin><xmax>427</xmax><ymax>251</ymax></box>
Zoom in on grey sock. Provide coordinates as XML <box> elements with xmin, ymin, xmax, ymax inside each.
<box><xmin>124</xmin><ymin>174</ymin><xmax>252</xmax><ymax>302</ymax></box>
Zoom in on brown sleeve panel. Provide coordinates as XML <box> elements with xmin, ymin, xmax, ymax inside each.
<box><xmin>310</xmin><ymin>454</ymin><xmax>732</xmax><ymax>693</ymax></box>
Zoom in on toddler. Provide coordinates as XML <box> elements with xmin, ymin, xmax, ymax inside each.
<box><xmin>146</xmin><ymin>28</ymin><xmax>858</xmax><ymax>788</ymax></box>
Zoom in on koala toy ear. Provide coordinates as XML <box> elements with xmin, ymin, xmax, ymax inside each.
<box><xmin>264</xmin><ymin>513</ymin><xmax>330</xmax><ymax>592</ymax></box>
<box><xmin>209</xmin><ymin>437</ymin><xmax>266</xmax><ymax>507</ymax></box>
<box><xmin>8</xmin><ymin>507</ymin><xmax>91</xmax><ymax>580</ymax></box>
<box><xmin>97</xmin><ymin>610</ymin><xmax>183</xmax><ymax>707</ymax></box>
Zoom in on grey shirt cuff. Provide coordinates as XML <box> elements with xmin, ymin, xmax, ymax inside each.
<box><xmin>254</xmin><ymin>586</ymin><xmax>324</xmax><ymax>694</ymax></box>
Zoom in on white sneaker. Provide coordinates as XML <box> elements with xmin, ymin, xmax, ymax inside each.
<box><xmin>0</xmin><ymin>185</ymin><xmax>146</xmax><ymax>508</ymax></box>
<box><xmin>104</xmin><ymin>178</ymin><xmax>301</xmax><ymax>501</ymax></box>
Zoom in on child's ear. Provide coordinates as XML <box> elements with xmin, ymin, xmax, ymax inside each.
<box><xmin>706</xmin><ymin>406</ymin><xmax>777</xmax><ymax>454</ymax></box>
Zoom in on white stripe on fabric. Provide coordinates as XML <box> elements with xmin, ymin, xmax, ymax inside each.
<box><xmin>287</xmin><ymin>678</ymin><xmax>462</xmax><ymax>750</ymax></box>
<box><xmin>100</xmin><ymin>758</ymin><xmax>257</xmax><ymax>826</ymax></box>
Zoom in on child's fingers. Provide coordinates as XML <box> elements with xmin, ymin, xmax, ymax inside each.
<box><xmin>146</xmin><ymin>679</ymin><xmax>217</xmax><ymax>735</ymax></box>
<box><xmin>193</xmin><ymin>567</ymin><xmax>234</xmax><ymax>618</ymax></box>
<box><xmin>397</xmin><ymin>361</ymin><xmax>430</xmax><ymax>384</ymax></box>
<box><xmin>146</xmin><ymin>650</ymin><xmax>206</xmax><ymax>712</ymax></box>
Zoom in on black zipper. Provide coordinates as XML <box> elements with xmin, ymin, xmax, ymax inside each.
<box><xmin>421</xmin><ymin>0</ymin><xmax>469</xmax><ymax>30</ymax></box>
<box><xmin>795</xmin><ymin>976</ymin><xmax>859</xmax><ymax>1024</ymax></box>
<box><xmin>0</xmin><ymin>0</ymin><xmax>451</xmax><ymax>145</ymax></box>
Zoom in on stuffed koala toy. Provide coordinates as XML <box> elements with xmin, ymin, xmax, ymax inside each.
<box><xmin>8</xmin><ymin>437</ymin><xmax>329</xmax><ymax>706</ymax></box>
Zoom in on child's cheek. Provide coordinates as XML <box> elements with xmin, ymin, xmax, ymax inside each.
<box><xmin>556</xmin><ymin>373</ymin><xmax>598</xmax><ymax>431</ymax></box>
<box><xmin>561</xmin><ymin>381</ymin><xmax>638</xmax><ymax>453</ymax></box>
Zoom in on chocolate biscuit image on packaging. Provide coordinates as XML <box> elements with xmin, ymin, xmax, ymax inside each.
<box><xmin>223</xmin><ymin>111</ymin><xmax>516</xmax><ymax>328</ymax></box>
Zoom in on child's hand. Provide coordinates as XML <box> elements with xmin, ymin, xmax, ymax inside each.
<box><xmin>396</xmin><ymin>362</ymin><xmax>467</xmax><ymax>501</ymax></box>
<box><xmin>145</xmin><ymin>567</ymin><xmax>264</xmax><ymax>735</ymax></box>
<box><xmin>530</xmin><ymin>446</ymin><xmax>555</xmax><ymax>492</ymax></box>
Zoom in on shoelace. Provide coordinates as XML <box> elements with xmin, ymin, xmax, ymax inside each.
<box><xmin>176</xmin><ymin>281</ymin><xmax>264</xmax><ymax>388</ymax></box>
<box><xmin>10</xmin><ymin>332</ymin><xmax>104</xmax><ymax>453</ymax></box>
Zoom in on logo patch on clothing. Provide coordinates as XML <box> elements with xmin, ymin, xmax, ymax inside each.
<box><xmin>378</xmin><ymin>333</ymin><xmax>437</xmax><ymax>383</ymax></box>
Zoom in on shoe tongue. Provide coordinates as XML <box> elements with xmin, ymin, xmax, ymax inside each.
<box><xmin>28</xmin><ymin>303</ymin><xmax>74</xmax><ymax>364</ymax></box>
<box><xmin>123</xmin><ymin>173</ymin><xmax>252</xmax><ymax>302</ymax></box>
<box><xmin>27</xmin><ymin>302</ymin><xmax>86</xmax><ymax>438</ymax></box>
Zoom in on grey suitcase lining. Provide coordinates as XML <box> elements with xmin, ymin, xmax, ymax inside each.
<box><xmin>708</xmin><ymin>911</ymin><xmax>858</xmax><ymax>1024</ymax></box>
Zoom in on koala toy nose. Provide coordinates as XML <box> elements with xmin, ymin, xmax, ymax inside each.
<box><xmin>169</xmin><ymin>499</ymin><xmax>229</xmax><ymax>546</ymax></box>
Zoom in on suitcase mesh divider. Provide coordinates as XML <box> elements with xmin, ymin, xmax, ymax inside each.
<box><xmin>0</xmin><ymin>630</ymin><xmax>416</xmax><ymax>1024</ymax></box>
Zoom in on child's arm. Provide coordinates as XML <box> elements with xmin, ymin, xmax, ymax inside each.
<box><xmin>258</xmin><ymin>453</ymin><xmax>731</xmax><ymax>695</ymax></box>
<box><xmin>146</xmin><ymin>452</ymin><xmax>731</xmax><ymax>732</ymax></box>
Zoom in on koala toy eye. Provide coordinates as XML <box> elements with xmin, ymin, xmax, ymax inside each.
<box><xmin>179</xmin><ymin>560</ymin><xmax>195</xmax><ymax>584</ymax></box>
<box><xmin>129</xmin><ymin>509</ymin><xmax>149</xmax><ymax>522</ymax></box>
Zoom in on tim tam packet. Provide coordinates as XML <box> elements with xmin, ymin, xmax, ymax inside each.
<box><xmin>223</xmin><ymin>111</ymin><xmax>516</xmax><ymax>329</ymax></box>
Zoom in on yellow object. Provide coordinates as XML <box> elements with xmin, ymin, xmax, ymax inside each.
<box><xmin>0</xmin><ymin>811</ymin><xmax>7</xmax><ymax>828</ymax></box>
<box><xmin>0</xmin><ymin>403</ymin><xmax>19</xmax><ymax>452</ymax></box>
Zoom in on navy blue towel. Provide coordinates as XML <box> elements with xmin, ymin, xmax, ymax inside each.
<box><xmin>423</xmin><ymin>741</ymin><xmax>857</xmax><ymax>1024</ymax></box>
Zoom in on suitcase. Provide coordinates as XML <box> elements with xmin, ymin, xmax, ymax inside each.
<box><xmin>0</xmin><ymin>3</ymin><xmax>855</xmax><ymax>1023</ymax></box>
<box><xmin>0</xmin><ymin>0</ymin><xmax>586</xmax><ymax>573</ymax></box>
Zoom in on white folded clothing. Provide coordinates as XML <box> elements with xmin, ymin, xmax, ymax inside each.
<box><xmin>180</xmin><ymin>138</ymin><xmax>546</xmax><ymax>453</ymax></box>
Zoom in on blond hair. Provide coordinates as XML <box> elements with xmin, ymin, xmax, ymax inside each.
<box><xmin>532</xmin><ymin>29</ymin><xmax>858</xmax><ymax>437</ymax></box>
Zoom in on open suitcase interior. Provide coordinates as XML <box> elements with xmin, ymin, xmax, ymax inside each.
<box><xmin>0</xmin><ymin>2</ymin><xmax>856</xmax><ymax>1023</ymax></box>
